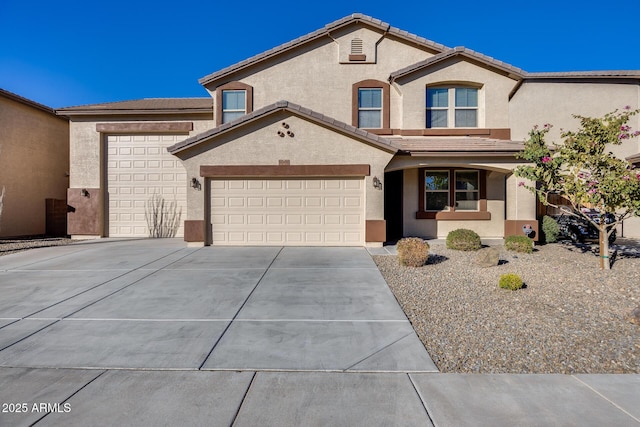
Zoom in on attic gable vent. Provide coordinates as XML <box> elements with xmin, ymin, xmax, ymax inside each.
<box><xmin>351</xmin><ymin>39</ymin><xmax>363</xmax><ymax>54</ymax></box>
<box><xmin>349</xmin><ymin>39</ymin><xmax>366</xmax><ymax>61</ymax></box>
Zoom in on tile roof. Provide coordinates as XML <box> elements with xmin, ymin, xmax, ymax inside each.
<box><xmin>167</xmin><ymin>100</ymin><xmax>399</xmax><ymax>154</ymax></box>
<box><xmin>198</xmin><ymin>13</ymin><xmax>449</xmax><ymax>87</ymax></box>
<box><xmin>525</xmin><ymin>70</ymin><xmax>640</xmax><ymax>79</ymax></box>
<box><xmin>56</xmin><ymin>98</ymin><xmax>212</xmax><ymax>116</ymax></box>
<box><xmin>390</xmin><ymin>137</ymin><xmax>525</xmax><ymax>155</ymax></box>
<box><xmin>627</xmin><ymin>153</ymin><xmax>640</xmax><ymax>165</ymax></box>
<box><xmin>389</xmin><ymin>47</ymin><xmax>526</xmax><ymax>82</ymax></box>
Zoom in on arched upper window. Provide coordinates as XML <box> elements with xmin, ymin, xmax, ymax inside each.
<box><xmin>426</xmin><ymin>85</ymin><xmax>480</xmax><ymax>128</ymax></box>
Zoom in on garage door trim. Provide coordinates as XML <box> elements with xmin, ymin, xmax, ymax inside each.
<box><xmin>200</xmin><ymin>164</ymin><xmax>370</xmax><ymax>178</ymax></box>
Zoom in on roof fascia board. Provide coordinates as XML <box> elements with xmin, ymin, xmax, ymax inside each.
<box><xmin>198</xmin><ymin>14</ymin><xmax>448</xmax><ymax>87</ymax></box>
<box><xmin>1</xmin><ymin>88</ymin><xmax>67</xmax><ymax>120</ymax></box>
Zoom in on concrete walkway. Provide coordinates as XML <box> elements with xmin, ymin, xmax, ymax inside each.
<box><xmin>0</xmin><ymin>239</ymin><xmax>638</xmax><ymax>426</ymax></box>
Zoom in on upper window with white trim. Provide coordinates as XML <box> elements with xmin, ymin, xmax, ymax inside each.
<box><xmin>222</xmin><ymin>90</ymin><xmax>246</xmax><ymax>123</ymax></box>
<box><xmin>426</xmin><ymin>87</ymin><xmax>478</xmax><ymax>128</ymax></box>
<box><xmin>358</xmin><ymin>88</ymin><xmax>382</xmax><ymax>128</ymax></box>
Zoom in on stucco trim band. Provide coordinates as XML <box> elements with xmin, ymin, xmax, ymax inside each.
<box><xmin>96</xmin><ymin>122</ymin><xmax>193</xmax><ymax>133</ymax></box>
<box><xmin>200</xmin><ymin>164</ymin><xmax>371</xmax><ymax>178</ymax></box>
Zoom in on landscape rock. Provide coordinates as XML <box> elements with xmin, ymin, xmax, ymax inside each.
<box><xmin>475</xmin><ymin>247</ymin><xmax>500</xmax><ymax>268</ymax></box>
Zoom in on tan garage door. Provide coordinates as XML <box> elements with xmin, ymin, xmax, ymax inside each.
<box><xmin>107</xmin><ymin>135</ymin><xmax>187</xmax><ymax>237</ymax></box>
<box><xmin>211</xmin><ymin>178</ymin><xmax>364</xmax><ymax>246</ymax></box>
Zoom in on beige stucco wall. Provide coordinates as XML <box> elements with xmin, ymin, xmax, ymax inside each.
<box><xmin>68</xmin><ymin>116</ymin><xmax>213</xmax><ymax>188</ymax></box>
<box><xmin>206</xmin><ymin>25</ymin><xmax>435</xmax><ymax>128</ymax></box>
<box><xmin>394</xmin><ymin>57</ymin><xmax>518</xmax><ymax>129</ymax></box>
<box><xmin>0</xmin><ymin>95</ymin><xmax>69</xmax><ymax>237</ymax></box>
<box><xmin>173</xmin><ymin>111</ymin><xmax>395</xmax><ymax>223</ymax></box>
<box><xmin>509</xmin><ymin>81</ymin><xmax>640</xmax><ymax>159</ymax></box>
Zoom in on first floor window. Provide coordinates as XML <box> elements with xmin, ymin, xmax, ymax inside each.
<box><xmin>358</xmin><ymin>88</ymin><xmax>382</xmax><ymax>128</ymax></box>
<box><xmin>222</xmin><ymin>90</ymin><xmax>246</xmax><ymax>123</ymax></box>
<box><xmin>425</xmin><ymin>170</ymin><xmax>450</xmax><ymax>211</ymax></box>
<box><xmin>455</xmin><ymin>170</ymin><xmax>479</xmax><ymax>210</ymax></box>
<box><xmin>424</xmin><ymin>169</ymin><xmax>480</xmax><ymax>212</ymax></box>
<box><xmin>426</xmin><ymin>87</ymin><xmax>478</xmax><ymax>128</ymax></box>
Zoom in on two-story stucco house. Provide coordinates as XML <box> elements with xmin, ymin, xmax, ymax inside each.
<box><xmin>57</xmin><ymin>14</ymin><xmax>640</xmax><ymax>246</ymax></box>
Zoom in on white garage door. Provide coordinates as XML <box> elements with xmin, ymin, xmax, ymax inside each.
<box><xmin>107</xmin><ymin>135</ymin><xmax>187</xmax><ymax>237</ymax></box>
<box><xmin>211</xmin><ymin>178</ymin><xmax>364</xmax><ymax>246</ymax></box>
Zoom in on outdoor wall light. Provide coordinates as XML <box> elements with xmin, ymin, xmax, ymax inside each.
<box><xmin>282</xmin><ymin>122</ymin><xmax>289</xmax><ymax>129</ymax></box>
<box><xmin>277</xmin><ymin>130</ymin><xmax>285</xmax><ymax>137</ymax></box>
<box><xmin>286</xmin><ymin>130</ymin><xmax>294</xmax><ymax>137</ymax></box>
<box><xmin>81</xmin><ymin>188</ymin><xmax>90</xmax><ymax>197</ymax></box>
<box><xmin>191</xmin><ymin>177</ymin><xmax>202</xmax><ymax>190</ymax></box>
<box><xmin>372</xmin><ymin>176</ymin><xmax>382</xmax><ymax>190</ymax></box>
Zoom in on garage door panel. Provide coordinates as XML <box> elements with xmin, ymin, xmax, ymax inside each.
<box><xmin>211</xmin><ymin>178</ymin><xmax>364</xmax><ymax>246</ymax></box>
<box><xmin>107</xmin><ymin>134</ymin><xmax>186</xmax><ymax>238</ymax></box>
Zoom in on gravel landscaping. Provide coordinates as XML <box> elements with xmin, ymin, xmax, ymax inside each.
<box><xmin>374</xmin><ymin>240</ymin><xmax>640</xmax><ymax>374</ymax></box>
<box><xmin>0</xmin><ymin>237</ymin><xmax>73</xmax><ymax>256</ymax></box>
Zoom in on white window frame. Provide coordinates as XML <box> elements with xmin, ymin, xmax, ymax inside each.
<box><xmin>426</xmin><ymin>87</ymin><xmax>479</xmax><ymax>128</ymax></box>
<box><xmin>454</xmin><ymin>170</ymin><xmax>480</xmax><ymax>211</ymax></box>
<box><xmin>424</xmin><ymin>170</ymin><xmax>451</xmax><ymax>212</ymax></box>
<box><xmin>221</xmin><ymin>90</ymin><xmax>246</xmax><ymax>124</ymax></box>
<box><xmin>358</xmin><ymin>88</ymin><xmax>382</xmax><ymax>128</ymax></box>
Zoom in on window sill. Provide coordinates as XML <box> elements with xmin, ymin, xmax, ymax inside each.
<box><xmin>416</xmin><ymin>211</ymin><xmax>491</xmax><ymax>220</ymax></box>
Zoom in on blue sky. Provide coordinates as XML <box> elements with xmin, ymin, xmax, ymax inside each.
<box><xmin>1</xmin><ymin>0</ymin><xmax>638</xmax><ymax>108</ymax></box>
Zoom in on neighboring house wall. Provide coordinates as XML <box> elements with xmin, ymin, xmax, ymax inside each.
<box><xmin>0</xmin><ymin>89</ymin><xmax>69</xmax><ymax>237</ymax></box>
<box><xmin>510</xmin><ymin>80</ymin><xmax>640</xmax><ymax>237</ymax></box>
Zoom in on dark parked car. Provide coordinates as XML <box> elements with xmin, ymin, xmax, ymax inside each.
<box><xmin>555</xmin><ymin>209</ymin><xmax>616</xmax><ymax>244</ymax></box>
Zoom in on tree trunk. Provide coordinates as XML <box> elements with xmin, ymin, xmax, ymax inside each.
<box><xmin>600</xmin><ymin>221</ymin><xmax>610</xmax><ymax>270</ymax></box>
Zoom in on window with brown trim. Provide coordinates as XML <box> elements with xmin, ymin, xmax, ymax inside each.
<box><xmin>352</xmin><ymin>80</ymin><xmax>389</xmax><ymax>130</ymax></box>
<box><xmin>215</xmin><ymin>81</ymin><xmax>253</xmax><ymax>126</ymax></box>
<box><xmin>417</xmin><ymin>168</ymin><xmax>490</xmax><ymax>220</ymax></box>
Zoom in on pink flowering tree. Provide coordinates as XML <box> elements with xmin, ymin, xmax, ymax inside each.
<box><xmin>515</xmin><ymin>108</ymin><xmax>640</xmax><ymax>270</ymax></box>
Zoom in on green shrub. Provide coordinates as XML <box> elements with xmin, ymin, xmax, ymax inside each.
<box><xmin>499</xmin><ymin>273</ymin><xmax>524</xmax><ymax>290</ymax></box>
<box><xmin>504</xmin><ymin>235</ymin><xmax>533</xmax><ymax>253</ymax></box>
<box><xmin>542</xmin><ymin>215</ymin><xmax>560</xmax><ymax>243</ymax></box>
<box><xmin>446</xmin><ymin>229</ymin><xmax>481</xmax><ymax>251</ymax></box>
<box><xmin>397</xmin><ymin>237</ymin><xmax>430</xmax><ymax>267</ymax></box>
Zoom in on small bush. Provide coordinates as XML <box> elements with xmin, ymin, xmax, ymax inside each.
<box><xmin>446</xmin><ymin>229</ymin><xmax>481</xmax><ymax>251</ymax></box>
<box><xmin>542</xmin><ymin>215</ymin><xmax>560</xmax><ymax>243</ymax></box>
<box><xmin>499</xmin><ymin>273</ymin><xmax>524</xmax><ymax>290</ymax></box>
<box><xmin>504</xmin><ymin>235</ymin><xmax>533</xmax><ymax>253</ymax></box>
<box><xmin>397</xmin><ymin>237</ymin><xmax>430</xmax><ymax>267</ymax></box>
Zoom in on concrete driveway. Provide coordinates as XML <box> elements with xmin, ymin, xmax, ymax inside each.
<box><xmin>0</xmin><ymin>239</ymin><xmax>434</xmax><ymax>372</ymax></box>
<box><xmin>1</xmin><ymin>240</ymin><xmax>638</xmax><ymax>426</ymax></box>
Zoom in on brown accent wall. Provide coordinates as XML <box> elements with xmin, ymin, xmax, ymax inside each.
<box><xmin>96</xmin><ymin>122</ymin><xmax>193</xmax><ymax>133</ymax></box>
<box><xmin>200</xmin><ymin>164</ymin><xmax>371</xmax><ymax>178</ymax></box>
<box><xmin>365</xmin><ymin>220</ymin><xmax>386</xmax><ymax>242</ymax></box>
<box><xmin>67</xmin><ymin>188</ymin><xmax>101</xmax><ymax>235</ymax></box>
<box><xmin>184</xmin><ymin>220</ymin><xmax>205</xmax><ymax>242</ymax></box>
<box><xmin>504</xmin><ymin>219</ymin><xmax>539</xmax><ymax>241</ymax></box>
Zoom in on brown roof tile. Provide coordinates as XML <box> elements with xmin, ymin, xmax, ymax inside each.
<box><xmin>198</xmin><ymin>13</ymin><xmax>448</xmax><ymax>87</ymax></box>
<box><xmin>391</xmin><ymin>137</ymin><xmax>525</xmax><ymax>155</ymax></box>
<box><xmin>167</xmin><ymin>100</ymin><xmax>399</xmax><ymax>154</ymax></box>
<box><xmin>57</xmin><ymin>98</ymin><xmax>212</xmax><ymax>116</ymax></box>
<box><xmin>390</xmin><ymin>47</ymin><xmax>526</xmax><ymax>82</ymax></box>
